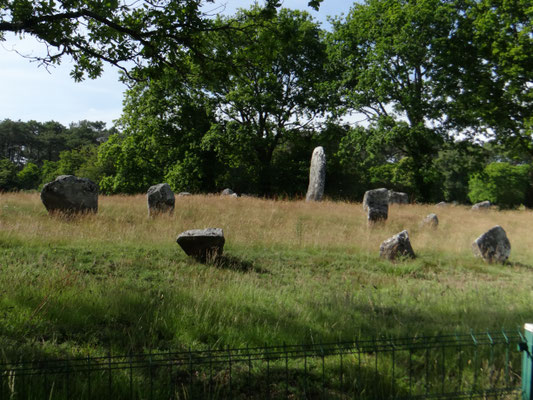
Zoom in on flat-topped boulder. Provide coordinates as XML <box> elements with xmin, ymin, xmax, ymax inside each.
<box><xmin>379</xmin><ymin>230</ymin><xmax>415</xmax><ymax>260</ymax></box>
<box><xmin>305</xmin><ymin>146</ymin><xmax>326</xmax><ymax>202</ymax></box>
<box><xmin>147</xmin><ymin>183</ymin><xmax>175</xmax><ymax>216</ymax></box>
<box><xmin>472</xmin><ymin>225</ymin><xmax>510</xmax><ymax>263</ymax></box>
<box><xmin>420</xmin><ymin>213</ymin><xmax>439</xmax><ymax>229</ymax></box>
<box><xmin>472</xmin><ymin>201</ymin><xmax>491</xmax><ymax>210</ymax></box>
<box><xmin>436</xmin><ymin>201</ymin><xmax>448</xmax><ymax>207</ymax></box>
<box><xmin>178</xmin><ymin>192</ymin><xmax>191</xmax><ymax>197</ymax></box>
<box><xmin>363</xmin><ymin>188</ymin><xmax>389</xmax><ymax>224</ymax></box>
<box><xmin>389</xmin><ymin>190</ymin><xmax>409</xmax><ymax>205</ymax></box>
<box><xmin>176</xmin><ymin>228</ymin><xmax>225</xmax><ymax>262</ymax></box>
<box><xmin>41</xmin><ymin>175</ymin><xmax>98</xmax><ymax>214</ymax></box>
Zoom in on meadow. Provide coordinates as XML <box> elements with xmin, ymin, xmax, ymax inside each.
<box><xmin>0</xmin><ymin>192</ymin><xmax>532</xmax><ymax>360</ymax></box>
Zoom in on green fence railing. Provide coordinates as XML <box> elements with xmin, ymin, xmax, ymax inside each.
<box><xmin>0</xmin><ymin>330</ymin><xmax>524</xmax><ymax>399</ymax></box>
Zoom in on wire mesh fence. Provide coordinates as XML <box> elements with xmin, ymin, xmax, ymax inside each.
<box><xmin>0</xmin><ymin>330</ymin><xmax>524</xmax><ymax>399</ymax></box>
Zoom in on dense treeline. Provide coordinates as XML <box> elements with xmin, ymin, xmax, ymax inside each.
<box><xmin>1</xmin><ymin>0</ymin><xmax>531</xmax><ymax>207</ymax></box>
<box><xmin>0</xmin><ymin>120</ymin><xmax>113</xmax><ymax>191</ymax></box>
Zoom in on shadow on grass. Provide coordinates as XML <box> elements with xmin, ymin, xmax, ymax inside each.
<box><xmin>212</xmin><ymin>254</ymin><xmax>269</xmax><ymax>274</ymax></box>
<box><xmin>508</xmin><ymin>261</ymin><xmax>533</xmax><ymax>269</ymax></box>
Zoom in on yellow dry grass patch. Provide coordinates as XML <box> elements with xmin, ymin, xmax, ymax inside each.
<box><xmin>0</xmin><ymin>192</ymin><xmax>531</xmax><ymax>264</ymax></box>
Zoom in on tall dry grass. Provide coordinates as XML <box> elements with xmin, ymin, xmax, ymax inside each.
<box><xmin>1</xmin><ymin>192</ymin><xmax>531</xmax><ymax>263</ymax></box>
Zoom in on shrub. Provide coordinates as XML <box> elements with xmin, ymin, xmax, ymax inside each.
<box><xmin>468</xmin><ymin>162</ymin><xmax>531</xmax><ymax>208</ymax></box>
<box><xmin>17</xmin><ymin>162</ymin><xmax>40</xmax><ymax>190</ymax></box>
<box><xmin>0</xmin><ymin>159</ymin><xmax>19</xmax><ymax>191</ymax></box>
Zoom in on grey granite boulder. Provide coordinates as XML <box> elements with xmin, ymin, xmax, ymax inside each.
<box><xmin>305</xmin><ymin>146</ymin><xmax>326</xmax><ymax>202</ymax></box>
<box><xmin>177</xmin><ymin>228</ymin><xmax>225</xmax><ymax>262</ymax></box>
<box><xmin>221</xmin><ymin>188</ymin><xmax>238</xmax><ymax>197</ymax></box>
<box><xmin>472</xmin><ymin>201</ymin><xmax>491</xmax><ymax>210</ymax></box>
<box><xmin>420</xmin><ymin>213</ymin><xmax>439</xmax><ymax>229</ymax></box>
<box><xmin>41</xmin><ymin>175</ymin><xmax>98</xmax><ymax>214</ymax></box>
<box><xmin>389</xmin><ymin>190</ymin><xmax>409</xmax><ymax>205</ymax></box>
<box><xmin>363</xmin><ymin>188</ymin><xmax>389</xmax><ymax>224</ymax></box>
<box><xmin>436</xmin><ymin>201</ymin><xmax>448</xmax><ymax>207</ymax></box>
<box><xmin>472</xmin><ymin>225</ymin><xmax>510</xmax><ymax>263</ymax></box>
<box><xmin>147</xmin><ymin>183</ymin><xmax>175</xmax><ymax>216</ymax></box>
<box><xmin>178</xmin><ymin>192</ymin><xmax>191</xmax><ymax>197</ymax></box>
<box><xmin>379</xmin><ymin>230</ymin><xmax>416</xmax><ymax>260</ymax></box>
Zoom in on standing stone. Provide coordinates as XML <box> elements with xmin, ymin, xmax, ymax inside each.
<box><xmin>420</xmin><ymin>213</ymin><xmax>439</xmax><ymax>229</ymax></box>
<box><xmin>41</xmin><ymin>175</ymin><xmax>98</xmax><ymax>214</ymax></box>
<box><xmin>363</xmin><ymin>188</ymin><xmax>389</xmax><ymax>224</ymax></box>
<box><xmin>305</xmin><ymin>146</ymin><xmax>326</xmax><ymax>202</ymax></box>
<box><xmin>379</xmin><ymin>230</ymin><xmax>416</xmax><ymax>260</ymax></box>
<box><xmin>221</xmin><ymin>188</ymin><xmax>238</xmax><ymax>197</ymax></box>
<box><xmin>176</xmin><ymin>228</ymin><xmax>225</xmax><ymax>262</ymax></box>
<box><xmin>388</xmin><ymin>190</ymin><xmax>409</xmax><ymax>205</ymax></box>
<box><xmin>472</xmin><ymin>225</ymin><xmax>511</xmax><ymax>263</ymax></box>
<box><xmin>147</xmin><ymin>183</ymin><xmax>175</xmax><ymax>216</ymax></box>
<box><xmin>472</xmin><ymin>201</ymin><xmax>491</xmax><ymax>210</ymax></box>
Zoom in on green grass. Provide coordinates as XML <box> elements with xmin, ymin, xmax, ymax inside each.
<box><xmin>0</xmin><ymin>192</ymin><xmax>532</xmax><ymax>362</ymax></box>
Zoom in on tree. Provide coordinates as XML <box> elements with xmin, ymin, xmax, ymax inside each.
<box><xmin>468</xmin><ymin>162</ymin><xmax>531</xmax><ymax>208</ymax></box>
<box><xmin>36</xmin><ymin>144</ymin><xmax>103</xmax><ymax>187</ymax></box>
<box><xmin>328</xmin><ymin>0</ymin><xmax>519</xmax><ymax>201</ymax></box>
<box><xmin>99</xmin><ymin>68</ymin><xmax>217</xmax><ymax>194</ymax></box>
<box><xmin>0</xmin><ymin>119</ymin><xmax>60</xmax><ymax>164</ymax></box>
<box><xmin>433</xmin><ymin>141</ymin><xmax>488</xmax><ymax>203</ymax></box>
<box><xmin>0</xmin><ymin>158</ymin><xmax>18</xmax><ymax>190</ymax></box>
<box><xmin>199</xmin><ymin>6</ymin><xmax>328</xmax><ymax>194</ymax></box>
<box><xmin>16</xmin><ymin>162</ymin><xmax>40</xmax><ymax>190</ymax></box>
<box><xmin>459</xmin><ymin>0</ymin><xmax>532</xmax><ymax>158</ymax></box>
<box><xmin>65</xmin><ymin>120</ymin><xmax>112</xmax><ymax>149</ymax></box>
<box><xmin>0</xmin><ymin>119</ymin><xmax>30</xmax><ymax>164</ymax></box>
<box><xmin>0</xmin><ymin>0</ymin><xmax>323</xmax><ymax>80</ymax></box>
<box><xmin>0</xmin><ymin>119</ymin><xmax>113</xmax><ymax>167</ymax></box>
<box><xmin>107</xmin><ymin>6</ymin><xmax>328</xmax><ymax>195</ymax></box>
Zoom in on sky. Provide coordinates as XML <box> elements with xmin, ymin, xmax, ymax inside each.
<box><xmin>0</xmin><ymin>0</ymin><xmax>354</xmax><ymax>128</ymax></box>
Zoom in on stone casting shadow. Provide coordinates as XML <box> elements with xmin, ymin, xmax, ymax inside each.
<box><xmin>213</xmin><ymin>254</ymin><xmax>269</xmax><ymax>274</ymax></box>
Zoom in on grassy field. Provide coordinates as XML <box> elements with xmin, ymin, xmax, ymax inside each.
<box><xmin>0</xmin><ymin>192</ymin><xmax>532</xmax><ymax>360</ymax></box>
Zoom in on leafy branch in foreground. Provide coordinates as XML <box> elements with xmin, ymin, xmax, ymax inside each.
<box><xmin>0</xmin><ymin>0</ymin><xmax>323</xmax><ymax>81</ymax></box>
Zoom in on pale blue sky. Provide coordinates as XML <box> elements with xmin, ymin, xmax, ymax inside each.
<box><xmin>0</xmin><ymin>0</ymin><xmax>354</xmax><ymax>127</ymax></box>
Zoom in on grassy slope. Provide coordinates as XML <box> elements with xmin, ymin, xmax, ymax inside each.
<box><xmin>0</xmin><ymin>193</ymin><xmax>532</xmax><ymax>358</ymax></box>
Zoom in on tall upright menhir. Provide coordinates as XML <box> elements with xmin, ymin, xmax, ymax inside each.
<box><xmin>305</xmin><ymin>146</ymin><xmax>326</xmax><ymax>202</ymax></box>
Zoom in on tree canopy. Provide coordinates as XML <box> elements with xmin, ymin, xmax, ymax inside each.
<box><xmin>99</xmin><ymin>6</ymin><xmax>329</xmax><ymax>195</ymax></box>
<box><xmin>199</xmin><ymin>6</ymin><xmax>329</xmax><ymax>194</ymax></box>
<box><xmin>0</xmin><ymin>119</ymin><xmax>111</xmax><ymax>165</ymax></box>
<box><xmin>0</xmin><ymin>0</ymin><xmax>323</xmax><ymax>80</ymax></box>
<box><xmin>328</xmin><ymin>0</ymin><xmax>532</xmax><ymax>201</ymax></box>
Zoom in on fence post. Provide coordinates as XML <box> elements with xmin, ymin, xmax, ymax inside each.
<box><xmin>284</xmin><ymin>342</ymin><xmax>288</xmax><ymax>399</ymax></box>
<box><xmin>520</xmin><ymin>324</ymin><xmax>533</xmax><ymax>400</ymax></box>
